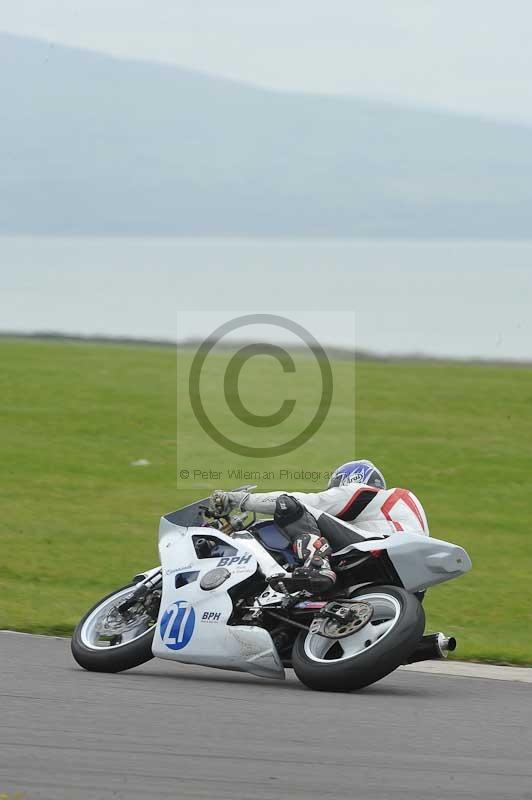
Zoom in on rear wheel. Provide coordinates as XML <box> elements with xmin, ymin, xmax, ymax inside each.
<box><xmin>292</xmin><ymin>585</ymin><xmax>424</xmax><ymax>692</ymax></box>
<box><xmin>71</xmin><ymin>583</ymin><xmax>158</xmax><ymax>673</ymax></box>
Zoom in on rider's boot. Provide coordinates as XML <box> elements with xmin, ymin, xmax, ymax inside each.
<box><xmin>271</xmin><ymin>494</ymin><xmax>337</xmax><ymax>594</ymax></box>
<box><xmin>291</xmin><ymin>533</ymin><xmax>337</xmax><ymax>592</ymax></box>
<box><xmin>278</xmin><ymin>566</ymin><xmax>336</xmax><ymax>594</ymax></box>
<box><xmin>269</xmin><ymin>532</ymin><xmax>337</xmax><ymax>594</ymax></box>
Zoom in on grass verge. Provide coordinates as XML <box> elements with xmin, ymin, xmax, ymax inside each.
<box><xmin>1</xmin><ymin>338</ymin><xmax>531</xmax><ymax>664</ymax></box>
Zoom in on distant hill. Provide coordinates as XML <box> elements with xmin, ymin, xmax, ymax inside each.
<box><xmin>1</xmin><ymin>32</ymin><xmax>532</xmax><ymax>236</ymax></box>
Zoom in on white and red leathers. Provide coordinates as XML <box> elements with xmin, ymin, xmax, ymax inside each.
<box><xmin>242</xmin><ymin>484</ymin><xmax>429</xmax><ymax>540</ymax></box>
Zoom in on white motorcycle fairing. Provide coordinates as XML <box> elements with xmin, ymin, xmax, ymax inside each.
<box><xmin>335</xmin><ymin>531</ymin><xmax>472</xmax><ymax>592</ymax></box>
<box><xmin>151</xmin><ymin>516</ymin><xmax>285</xmax><ymax>680</ymax></box>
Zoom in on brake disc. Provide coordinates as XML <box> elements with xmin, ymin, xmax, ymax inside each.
<box><xmin>95</xmin><ymin>599</ymin><xmax>152</xmax><ymax>636</ymax></box>
<box><xmin>309</xmin><ymin>600</ymin><xmax>374</xmax><ymax>639</ymax></box>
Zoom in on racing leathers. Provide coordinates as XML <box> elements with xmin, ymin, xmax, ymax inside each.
<box><xmin>211</xmin><ymin>484</ymin><xmax>429</xmax><ymax>593</ymax></box>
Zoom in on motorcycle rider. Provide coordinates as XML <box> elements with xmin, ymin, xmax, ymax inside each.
<box><xmin>208</xmin><ymin>459</ymin><xmax>429</xmax><ymax>594</ymax></box>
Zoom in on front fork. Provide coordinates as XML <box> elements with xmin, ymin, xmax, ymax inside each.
<box><xmin>117</xmin><ymin>569</ymin><xmax>163</xmax><ymax>618</ymax></box>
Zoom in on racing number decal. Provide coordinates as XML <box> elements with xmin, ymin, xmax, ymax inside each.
<box><xmin>160</xmin><ymin>600</ymin><xmax>196</xmax><ymax>650</ymax></box>
<box><xmin>380</xmin><ymin>489</ymin><xmax>426</xmax><ymax>532</ymax></box>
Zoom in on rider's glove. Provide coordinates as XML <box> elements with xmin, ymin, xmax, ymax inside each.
<box><xmin>208</xmin><ymin>490</ymin><xmax>249</xmax><ymax>517</ymax></box>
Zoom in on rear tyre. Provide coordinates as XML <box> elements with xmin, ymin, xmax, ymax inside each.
<box><xmin>292</xmin><ymin>584</ymin><xmax>425</xmax><ymax>692</ymax></box>
<box><xmin>71</xmin><ymin>583</ymin><xmax>156</xmax><ymax>673</ymax></box>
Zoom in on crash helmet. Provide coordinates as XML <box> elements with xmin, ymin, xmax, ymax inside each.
<box><xmin>328</xmin><ymin>459</ymin><xmax>386</xmax><ymax>490</ymax></box>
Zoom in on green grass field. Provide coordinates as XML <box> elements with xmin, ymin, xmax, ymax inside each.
<box><xmin>1</xmin><ymin>338</ymin><xmax>531</xmax><ymax>664</ymax></box>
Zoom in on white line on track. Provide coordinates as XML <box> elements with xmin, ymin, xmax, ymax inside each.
<box><xmin>2</xmin><ymin>629</ymin><xmax>530</xmax><ymax>683</ymax></box>
<box><xmin>1</xmin><ymin>629</ymin><xmax>69</xmax><ymax>641</ymax></box>
<box><xmin>401</xmin><ymin>660</ymin><xmax>532</xmax><ymax>683</ymax></box>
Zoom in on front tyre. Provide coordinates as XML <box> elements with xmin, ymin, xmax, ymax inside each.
<box><xmin>71</xmin><ymin>583</ymin><xmax>156</xmax><ymax>673</ymax></box>
<box><xmin>292</xmin><ymin>585</ymin><xmax>425</xmax><ymax>692</ymax></box>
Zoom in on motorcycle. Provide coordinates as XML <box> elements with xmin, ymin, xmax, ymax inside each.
<box><xmin>71</xmin><ymin>487</ymin><xmax>472</xmax><ymax>692</ymax></box>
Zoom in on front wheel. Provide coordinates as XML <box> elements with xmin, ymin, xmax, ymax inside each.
<box><xmin>292</xmin><ymin>585</ymin><xmax>425</xmax><ymax>692</ymax></box>
<box><xmin>71</xmin><ymin>583</ymin><xmax>157</xmax><ymax>673</ymax></box>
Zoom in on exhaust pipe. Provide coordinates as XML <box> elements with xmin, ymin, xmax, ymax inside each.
<box><xmin>406</xmin><ymin>632</ymin><xmax>457</xmax><ymax>664</ymax></box>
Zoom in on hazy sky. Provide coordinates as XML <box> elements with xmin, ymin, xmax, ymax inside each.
<box><xmin>2</xmin><ymin>238</ymin><xmax>531</xmax><ymax>360</ymax></box>
<box><xmin>3</xmin><ymin>1</ymin><xmax>532</xmax><ymax>125</ymax></box>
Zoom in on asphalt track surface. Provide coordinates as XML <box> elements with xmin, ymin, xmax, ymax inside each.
<box><xmin>1</xmin><ymin>632</ymin><xmax>531</xmax><ymax>800</ymax></box>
